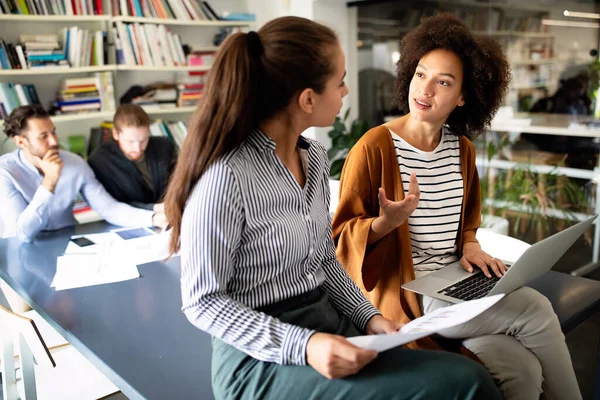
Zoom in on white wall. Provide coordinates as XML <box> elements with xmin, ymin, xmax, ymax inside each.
<box><xmin>313</xmin><ymin>0</ymin><xmax>357</xmax><ymax>149</ymax></box>
<box><xmin>246</xmin><ymin>0</ymin><xmax>357</xmax><ymax>149</ymax></box>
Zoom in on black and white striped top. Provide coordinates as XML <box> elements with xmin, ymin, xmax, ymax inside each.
<box><xmin>390</xmin><ymin>128</ymin><xmax>464</xmax><ymax>273</ymax></box>
<box><xmin>180</xmin><ymin>130</ymin><xmax>380</xmax><ymax>366</ymax></box>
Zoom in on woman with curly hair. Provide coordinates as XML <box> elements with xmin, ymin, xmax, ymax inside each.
<box><xmin>333</xmin><ymin>12</ymin><xmax>581</xmax><ymax>400</ymax></box>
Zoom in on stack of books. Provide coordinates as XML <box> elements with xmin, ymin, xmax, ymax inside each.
<box><xmin>87</xmin><ymin>120</ymin><xmax>113</xmax><ymax>156</ymax></box>
<box><xmin>176</xmin><ymin>83</ymin><xmax>202</xmax><ymax>107</ymax></box>
<box><xmin>132</xmin><ymin>84</ymin><xmax>178</xmax><ymax>110</ymax></box>
<box><xmin>61</xmin><ymin>27</ymin><xmax>108</xmax><ymax>68</ymax></box>
<box><xmin>0</xmin><ymin>31</ymin><xmax>107</xmax><ymax>70</ymax></box>
<box><xmin>0</xmin><ymin>82</ymin><xmax>41</xmax><ymax>118</ymax></box>
<box><xmin>0</xmin><ymin>39</ymin><xmax>26</xmax><ymax>70</ymax></box>
<box><xmin>53</xmin><ymin>74</ymin><xmax>115</xmax><ymax>115</ymax></box>
<box><xmin>21</xmin><ymin>34</ymin><xmax>67</xmax><ymax>69</ymax></box>
<box><xmin>113</xmin><ymin>21</ymin><xmax>186</xmax><ymax>67</ymax></box>
<box><xmin>150</xmin><ymin>119</ymin><xmax>187</xmax><ymax>148</ymax></box>
<box><xmin>0</xmin><ymin>0</ymin><xmax>105</xmax><ymax>16</ymax></box>
<box><xmin>113</xmin><ymin>0</ymin><xmax>221</xmax><ymax>21</ymax></box>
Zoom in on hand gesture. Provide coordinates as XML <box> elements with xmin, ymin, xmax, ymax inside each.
<box><xmin>460</xmin><ymin>242</ymin><xmax>509</xmax><ymax>279</ymax></box>
<box><xmin>306</xmin><ymin>333</ymin><xmax>378</xmax><ymax>379</ymax></box>
<box><xmin>39</xmin><ymin>149</ymin><xmax>63</xmax><ymax>193</ymax></box>
<box><xmin>378</xmin><ymin>171</ymin><xmax>420</xmax><ymax>229</ymax></box>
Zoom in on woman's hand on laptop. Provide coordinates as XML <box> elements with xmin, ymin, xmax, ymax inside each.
<box><xmin>460</xmin><ymin>242</ymin><xmax>508</xmax><ymax>279</ymax></box>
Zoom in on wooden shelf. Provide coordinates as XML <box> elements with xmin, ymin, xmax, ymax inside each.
<box><xmin>144</xmin><ymin>106</ymin><xmax>196</xmax><ymax>115</ymax></box>
<box><xmin>0</xmin><ymin>14</ymin><xmax>252</xmax><ymax>26</ymax></box>
<box><xmin>116</xmin><ymin>65</ymin><xmax>210</xmax><ymax>72</ymax></box>
<box><xmin>0</xmin><ymin>65</ymin><xmax>117</xmax><ymax>75</ymax></box>
<box><xmin>112</xmin><ymin>16</ymin><xmax>252</xmax><ymax>26</ymax></box>
<box><xmin>0</xmin><ymin>111</ymin><xmax>113</xmax><ymax>127</ymax></box>
<box><xmin>0</xmin><ymin>14</ymin><xmax>110</xmax><ymax>22</ymax></box>
<box><xmin>0</xmin><ymin>64</ymin><xmax>214</xmax><ymax>75</ymax></box>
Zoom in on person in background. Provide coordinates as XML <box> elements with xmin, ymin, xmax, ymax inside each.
<box><xmin>88</xmin><ymin>104</ymin><xmax>176</xmax><ymax>212</ymax></box>
<box><xmin>163</xmin><ymin>16</ymin><xmax>501</xmax><ymax>400</ymax></box>
<box><xmin>332</xmin><ymin>13</ymin><xmax>580</xmax><ymax>400</ymax></box>
<box><xmin>0</xmin><ymin>105</ymin><xmax>168</xmax><ymax>243</ymax></box>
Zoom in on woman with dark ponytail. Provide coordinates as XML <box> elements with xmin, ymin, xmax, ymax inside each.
<box><xmin>165</xmin><ymin>16</ymin><xmax>500</xmax><ymax>400</ymax></box>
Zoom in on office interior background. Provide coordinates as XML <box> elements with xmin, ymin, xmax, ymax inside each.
<box><xmin>1</xmin><ymin>0</ymin><xmax>600</xmax><ymax>398</ymax></box>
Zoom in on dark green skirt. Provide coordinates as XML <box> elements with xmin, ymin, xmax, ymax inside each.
<box><xmin>211</xmin><ymin>289</ymin><xmax>500</xmax><ymax>400</ymax></box>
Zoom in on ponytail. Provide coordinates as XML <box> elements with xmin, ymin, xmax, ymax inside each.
<box><xmin>165</xmin><ymin>17</ymin><xmax>339</xmax><ymax>255</ymax></box>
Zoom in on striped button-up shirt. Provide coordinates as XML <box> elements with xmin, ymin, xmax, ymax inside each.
<box><xmin>180</xmin><ymin>130</ymin><xmax>380</xmax><ymax>365</ymax></box>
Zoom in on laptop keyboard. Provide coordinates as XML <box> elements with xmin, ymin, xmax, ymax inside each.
<box><xmin>437</xmin><ymin>272</ymin><xmax>501</xmax><ymax>301</ymax></box>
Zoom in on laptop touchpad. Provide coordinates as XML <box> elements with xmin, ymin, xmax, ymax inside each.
<box><xmin>433</xmin><ymin>262</ymin><xmax>472</xmax><ymax>281</ymax></box>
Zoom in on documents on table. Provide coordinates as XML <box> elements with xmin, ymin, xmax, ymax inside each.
<box><xmin>51</xmin><ymin>227</ymin><xmax>171</xmax><ymax>291</ymax></box>
<box><xmin>347</xmin><ymin>294</ymin><xmax>505</xmax><ymax>352</ymax></box>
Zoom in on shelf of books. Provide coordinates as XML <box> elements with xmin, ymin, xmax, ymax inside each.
<box><xmin>0</xmin><ymin>15</ymin><xmax>252</xmax><ymax>26</ymax></box>
<box><xmin>116</xmin><ymin>65</ymin><xmax>210</xmax><ymax>72</ymax></box>
<box><xmin>0</xmin><ymin>65</ymin><xmax>117</xmax><ymax>75</ymax></box>
<box><xmin>0</xmin><ymin>14</ymin><xmax>111</xmax><ymax>21</ymax></box>
<box><xmin>0</xmin><ymin>111</ymin><xmax>114</xmax><ymax>127</ymax></box>
<box><xmin>111</xmin><ymin>16</ymin><xmax>252</xmax><ymax>26</ymax></box>
<box><xmin>144</xmin><ymin>106</ymin><xmax>195</xmax><ymax>115</ymax></box>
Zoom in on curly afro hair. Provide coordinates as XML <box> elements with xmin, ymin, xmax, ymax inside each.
<box><xmin>394</xmin><ymin>12</ymin><xmax>511</xmax><ymax>139</ymax></box>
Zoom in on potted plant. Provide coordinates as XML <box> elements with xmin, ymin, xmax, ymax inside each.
<box><xmin>478</xmin><ymin>133</ymin><xmax>592</xmax><ymax>242</ymax></box>
<box><xmin>327</xmin><ymin>109</ymin><xmax>370</xmax><ymax>179</ymax></box>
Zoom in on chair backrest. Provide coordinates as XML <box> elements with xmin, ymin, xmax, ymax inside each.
<box><xmin>328</xmin><ymin>179</ymin><xmax>340</xmax><ymax>215</ymax></box>
<box><xmin>0</xmin><ymin>305</ymin><xmax>55</xmax><ymax>400</ymax></box>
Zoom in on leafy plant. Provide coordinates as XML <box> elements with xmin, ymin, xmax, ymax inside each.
<box><xmin>327</xmin><ymin>109</ymin><xmax>370</xmax><ymax>179</ymax></box>
<box><xmin>478</xmin><ymin>134</ymin><xmax>592</xmax><ymax>240</ymax></box>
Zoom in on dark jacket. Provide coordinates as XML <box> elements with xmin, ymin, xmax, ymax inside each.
<box><xmin>88</xmin><ymin>137</ymin><xmax>176</xmax><ymax>208</ymax></box>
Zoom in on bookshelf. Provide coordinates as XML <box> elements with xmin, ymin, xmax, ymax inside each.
<box><xmin>111</xmin><ymin>16</ymin><xmax>252</xmax><ymax>26</ymax></box>
<box><xmin>0</xmin><ymin>65</ymin><xmax>118</xmax><ymax>75</ymax></box>
<box><xmin>116</xmin><ymin>65</ymin><xmax>211</xmax><ymax>71</ymax></box>
<box><xmin>0</xmin><ymin>14</ymin><xmax>252</xmax><ymax>26</ymax></box>
<box><xmin>0</xmin><ymin>106</ymin><xmax>198</xmax><ymax>124</ymax></box>
<box><xmin>0</xmin><ymin>1</ymin><xmax>252</xmax><ymax>140</ymax></box>
<box><xmin>0</xmin><ymin>110</ymin><xmax>114</xmax><ymax>126</ymax></box>
<box><xmin>0</xmin><ymin>14</ymin><xmax>111</xmax><ymax>22</ymax></box>
<box><xmin>145</xmin><ymin>105</ymin><xmax>195</xmax><ymax>115</ymax></box>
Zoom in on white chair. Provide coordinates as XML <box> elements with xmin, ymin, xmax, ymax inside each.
<box><xmin>328</xmin><ymin>179</ymin><xmax>341</xmax><ymax>216</ymax></box>
<box><xmin>0</xmin><ymin>305</ymin><xmax>120</xmax><ymax>400</ymax></box>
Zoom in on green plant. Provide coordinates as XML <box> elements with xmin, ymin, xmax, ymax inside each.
<box><xmin>327</xmin><ymin>109</ymin><xmax>370</xmax><ymax>179</ymax></box>
<box><xmin>478</xmin><ymin>134</ymin><xmax>592</xmax><ymax>240</ymax></box>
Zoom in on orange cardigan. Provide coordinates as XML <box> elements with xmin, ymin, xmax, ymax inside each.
<box><xmin>332</xmin><ymin>125</ymin><xmax>482</xmax><ymax>349</ymax></box>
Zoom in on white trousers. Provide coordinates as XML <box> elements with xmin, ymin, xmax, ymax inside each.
<box><xmin>421</xmin><ymin>287</ymin><xmax>581</xmax><ymax>400</ymax></box>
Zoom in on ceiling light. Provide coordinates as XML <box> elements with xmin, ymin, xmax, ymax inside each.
<box><xmin>563</xmin><ymin>10</ymin><xmax>600</xmax><ymax>19</ymax></box>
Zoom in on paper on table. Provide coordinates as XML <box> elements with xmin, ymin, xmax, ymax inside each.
<box><xmin>65</xmin><ymin>229</ymin><xmax>171</xmax><ymax>266</ymax></box>
<box><xmin>51</xmin><ymin>254</ymin><xmax>139</xmax><ymax>291</ymax></box>
<box><xmin>347</xmin><ymin>294</ymin><xmax>505</xmax><ymax>352</ymax></box>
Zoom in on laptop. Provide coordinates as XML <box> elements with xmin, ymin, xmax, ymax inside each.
<box><xmin>402</xmin><ymin>215</ymin><xmax>597</xmax><ymax>303</ymax></box>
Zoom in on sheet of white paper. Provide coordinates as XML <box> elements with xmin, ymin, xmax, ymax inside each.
<box><xmin>52</xmin><ymin>254</ymin><xmax>139</xmax><ymax>291</ymax></box>
<box><xmin>65</xmin><ymin>228</ymin><xmax>170</xmax><ymax>266</ymax></box>
<box><xmin>112</xmin><ymin>231</ymin><xmax>171</xmax><ymax>265</ymax></box>
<box><xmin>347</xmin><ymin>294</ymin><xmax>505</xmax><ymax>352</ymax></box>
